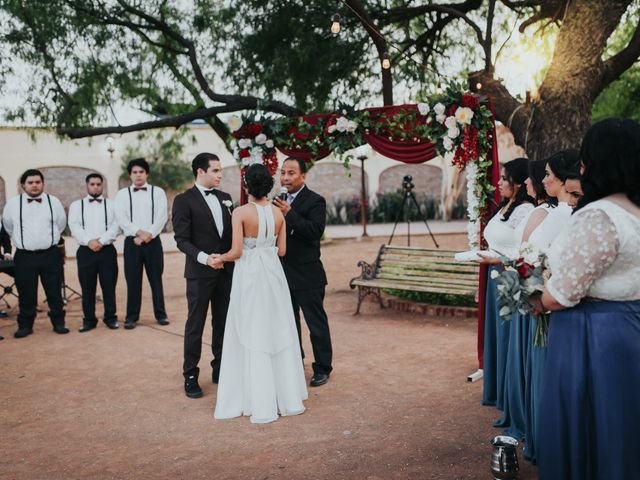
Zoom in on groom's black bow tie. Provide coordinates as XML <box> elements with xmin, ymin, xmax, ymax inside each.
<box><xmin>204</xmin><ymin>189</ymin><xmax>215</xmax><ymax>196</ymax></box>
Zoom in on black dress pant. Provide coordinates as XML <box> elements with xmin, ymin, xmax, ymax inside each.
<box><xmin>183</xmin><ymin>273</ymin><xmax>232</xmax><ymax>379</ymax></box>
<box><xmin>123</xmin><ymin>236</ymin><xmax>167</xmax><ymax>322</ymax></box>
<box><xmin>14</xmin><ymin>246</ymin><xmax>65</xmax><ymax>329</ymax></box>
<box><xmin>77</xmin><ymin>245</ymin><xmax>118</xmax><ymax>325</ymax></box>
<box><xmin>291</xmin><ymin>287</ymin><xmax>333</xmax><ymax>375</ymax></box>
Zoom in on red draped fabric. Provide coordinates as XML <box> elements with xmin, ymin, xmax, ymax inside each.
<box><xmin>276</xmin><ymin>113</ymin><xmax>333</xmax><ymax>161</ymax></box>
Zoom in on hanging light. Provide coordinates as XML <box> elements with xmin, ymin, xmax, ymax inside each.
<box><xmin>330</xmin><ymin>13</ymin><xmax>341</xmax><ymax>34</ymax></box>
<box><xmin>476</xmin><ymin>82</ymin><xmax>483</xmax><ymax>90</ymax></box>
<box><xmin>381</xmin><ymin>51</ymin><xmax>391</xmax><ymax>69</ymax></box>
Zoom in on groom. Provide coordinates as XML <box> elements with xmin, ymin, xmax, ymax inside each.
<box><xmin>172</xmin><ymin>153</ymin><xmax>233</xmax><ymax>398</ymax></box>
<box><xmin>274</xmin><ymin>157</ymin><xmax>333</xmax><ymax>387</ymax></box>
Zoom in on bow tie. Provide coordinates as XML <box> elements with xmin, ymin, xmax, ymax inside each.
<box><xmin>204</xmin><ymin>189</ymin><xmax>216</xmax><ymax>196</ymax></box>
<box><xmin>27</xmin><ymin>198</ymin><xmax>42</xmax><ymax>203</ymax></box>
<box><xmin>133</xmin><ymin>187</ymin><xmax>147</xmax><ymax>192</ymax></box>
<box><xmin>89</xmin><ymin>198</ymin><xmax>103</xmax><ymax>203</ymax></box>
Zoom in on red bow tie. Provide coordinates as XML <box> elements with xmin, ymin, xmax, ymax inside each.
<box><xmin>89</xmin><ymin>198</ymin><xmax>103</xmax><ymax>203</ymax></box>
<box><xmin>133</xmin><ymin>187</ymin><xmax>147</xmax><ymax>192</ymax></box>
<box><xmin>27</xmin><ymin>198</ymin><xmax>42</xmax><ymax>203</ymax></box>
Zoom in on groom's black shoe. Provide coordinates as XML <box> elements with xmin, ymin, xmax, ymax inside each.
<box><xmin>156</xmin><ymin>318</ymin><xmax>170</xmax><ymax>326</ymax></box>
<box><xmin>310</xmin><ymin>373</ymin><xmax>330</xmax><ymax>387</ymax></box>
<box><xmin>184</xmin><ymin>375</ymin><xmax>203</xmax><ymax>398</ymax></box>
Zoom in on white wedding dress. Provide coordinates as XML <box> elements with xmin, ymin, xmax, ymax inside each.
<box><xmin>214</xmin><ymin>202</ymin><xmax>308</xmax><ymax>423</ymax></box>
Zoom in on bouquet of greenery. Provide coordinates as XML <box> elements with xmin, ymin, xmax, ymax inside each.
<box><xmin>491</xmin><ymin>243</ymin><xmax>549</xmax><ymax>346</ymax></box>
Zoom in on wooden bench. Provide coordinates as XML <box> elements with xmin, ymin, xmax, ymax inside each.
<box><xmin>349</xmin><ymin>245</ymin><xmax>479</xmax><ymax>315</ymax></box>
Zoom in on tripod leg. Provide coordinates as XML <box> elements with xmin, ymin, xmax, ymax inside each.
<box><xmin>388</xmin><ymin>193</ymin><xmax>408</xmax><ymax>245</ymax></box>
<box><xmin>408</xmin><ymin>192</ymin><xmax>440</xmax><ymax>248</ymax></box>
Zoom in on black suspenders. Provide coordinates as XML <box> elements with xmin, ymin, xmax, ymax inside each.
<box><xmin>81</xmin><ymin>198</ymin><xmax>108</xmax><ymax>231</ymax></box>
<box><xmin>19</xmin><ymin>193</ymin><xmax>55</xmax><ymax>249</ymax></box>
<box><xmin>128</xmin><ymin>186</ymin><xmax>155</xmax><ymax>225</ymax></box>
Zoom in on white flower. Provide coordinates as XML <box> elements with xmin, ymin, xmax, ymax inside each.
<box><xmin>436</xmin><ymin>114</ymin><xmax>446</xmax><ymax>124</ymax></box>
<box><xmin>228</xmin><ymin>115</ymin><xmax>242</xmax><ymax>132</ymax></box>
<box><xmin>335</xmin><ymin>116</ymin><xmax>350</xmax><ymax>132</ymax></box>
<box><xmin>490</xmin><ymin>269</ymin><xmax>500</xmax><ymax>279</ymax></box>
<box><xmin>265</xmin><ymin>139</ymin><xmax>274</xmax><ymax>148</ymax></box>
<box><xmin>222</xmin><ymin>200</ymin><xmax>232</xmax><ymax>208</ymax></box>
<box><xmin>255</xmin><ymin>133</ymin><xmax>267</xmax><ymax>144</ymax></box>
<box><xmin>250</xmin><ymin>147</ymin><xmax>263</xmax><ymax>163</ymax></box>
<box><xmin>346</xmin><ymin>120</ymin><xmax>358</xmax><ymax>133</ymax></box>
<box><xmin>444</xmin><ymin>116</ymin><xmax>457</xmax><ymax>130</ymax></box>
<box><xmin>434</xmin><ymin>102</ymin><xmax>446</xmax><ymax>115</ymax></box>
<box><xmin>229</xmin><ymin>139</ymin><xmax>237</xmax><ymax>149</ymax></box>
<box><xmin>238</xmin><ymin>138</ymin><xmax>252</xmax><ymax>149</ymax></box>
<box><xmin>443</xmin><ymin>136</ymin><xmax>454</xmax><ymax>151</ymax></box>
<box><xmin>417</xmin><ymin>102</ymin><xmax>430</xmax><ymax>115</ymax></box>
<box><xmin>455</xmin><ymin>106</ymin><xmax>474</xmax><ymax>125</ymax></box>
<box><xmin>447</xmin><ymin>126</ymin><xmax>460</xmax><ymax>139</ymax></box>
<box><xmin>327</xmin><ymin>124</ymin><xmax>337</xmax><ymax>133</ymax></box>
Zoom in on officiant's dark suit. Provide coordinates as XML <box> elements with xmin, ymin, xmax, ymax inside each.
<box><xmin>172</xmin><ymin>154</ymin><xmax>233</xmax><ymax>387</ymax></box>
<box><xmin>277</xmin><ymin>158</ymin><xmax>333</xmax><ymax>386</ymax></box>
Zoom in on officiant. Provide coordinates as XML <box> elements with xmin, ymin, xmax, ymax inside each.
<box><xmin>274</xmin><ymin>157</ymin><xmax>333</xmax><ymax>387</ymax></box>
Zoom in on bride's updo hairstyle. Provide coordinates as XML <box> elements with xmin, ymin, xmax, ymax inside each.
<box><xmin>244</xmin><ymin>163</ymin><xmax>274</xmax><ymax>199</ymax></box>
<box><xmin>578</xmin><ymin>117</ymin><xmax>640</xmax><ymax>210</ymax></box>
<box><xmin>499</xmin><ymin>157</ymin><xmax>535</xmax><ymax>222</ymax></box>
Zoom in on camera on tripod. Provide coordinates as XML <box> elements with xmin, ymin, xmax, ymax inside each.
<box><xmin>402</xmin><ymin>175</ymin><xmax>414</xmax><ymax>192</ymax></box>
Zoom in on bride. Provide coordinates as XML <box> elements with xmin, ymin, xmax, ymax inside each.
<box><xmin>213</xmin><ymin>163</ymin><xmax>308</xmax><ymax>424</ymax></box>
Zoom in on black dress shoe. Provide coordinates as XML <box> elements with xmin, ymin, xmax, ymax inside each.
<box><xmin>14</xmin><ymin>328</ymin><xmax>33</xmax><ymax>338</ymax></box>
<box><xmin>156</xmin><ymin>318</ymin><xmax>170</xmax><ymax>326</ymax></box>
<box><xmin>310</xmin><ymin>373</ymin><xmax>330</xmax><ymax>387</ymax></box>
<box><xmin>53</xmin><ymin>326</ymin><xmax>70</xmax><ymax>334</ymax></box>
<box><xmin>212</xmin><ymin>372</ymin><xmax>219</xmax><ymax>384</ymax></box>
<box><xmin>79</xmin><ymin>324</ymin><xmax>97</xmax><ymax>333</ymax></box>
<box><xmin>124</xmin><ymin>319</ymin><xmax>137</xmax><ymax>330</ymax></box>
<box><xmin>104</xmin><ymin>321</ymin><xmax>119</xmax><ymax>330</ymax></box>
<box><xmin>184</xmin><ymin>375</ymin><xmax>203</xmax><ymax>398</ymax></box>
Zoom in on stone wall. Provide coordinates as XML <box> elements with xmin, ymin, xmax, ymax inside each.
<box><xmin>378</xmin><ymin>164</ymin><xmax>442</xmax><ymax>197</ymax></box>
<box><xmin>0</xmin><ymin>176</ymin><xmax>5</xmax><ymax>213</ymax></box>
<box><xmin>305</xmin><ymin>163</ymin><xmax>367</xmax><ymax>205</ymax></box>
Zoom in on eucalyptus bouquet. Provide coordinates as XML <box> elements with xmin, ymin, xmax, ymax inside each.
<box><xmin>491</xmin><ymin>243</ymin><xmax>549</xmax><ymax>346</ymax></box>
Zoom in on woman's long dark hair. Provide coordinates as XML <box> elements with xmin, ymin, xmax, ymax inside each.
<box><xmin>546</xmin><ymin>149</ymin><xmax>581</xmax><ymax>183</ymax></box>
<box><xmin>499</xmin><ymin>157</ymin><xmax>535</xmax><ymax>221</ymax></box>
<box><xmin>578</xmin><ymin>117</ymin><xmax>640</xmax><ymax>210</ymax></box>
<box><xmin>528</xmin><ymin>159</ymin><xmax>557</xmax><ymax>207</ymax></box>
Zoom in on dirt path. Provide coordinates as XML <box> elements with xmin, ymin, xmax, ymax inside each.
<box><xmin>0</xmin><ymin>234</ymin><xmax>537</xmax><ymax>479</ymax></box>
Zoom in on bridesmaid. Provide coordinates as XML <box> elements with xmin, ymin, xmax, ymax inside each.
<box><xmin>536</xmin><ymin>118</ymin><xmax>640</xmax><ymax>479</ymax></box>
<box><xmin>479</xmin><ymin>157</ymin><xmax>534</xmax><ymax>409</ymax></box>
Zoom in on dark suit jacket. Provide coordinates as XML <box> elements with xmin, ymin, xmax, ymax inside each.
<box><xmin>281</xmin><ymin>185</ymin><xmax>327</xmax><ymax>290</ymax></box>
<box><xmin>0</xmin><ymin>224</ymin><xmax>11</xmax><ymax>256</ymax></box>
<box><xmin>172</xmin><ymin>186</ymin><xmax>233</xmax><ymax>279</ymax></box>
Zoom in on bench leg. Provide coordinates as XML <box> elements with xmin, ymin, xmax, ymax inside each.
<box><xmin>354</xmin><ymin>286</ymin><xmax>384</xmax><ymax>315</ymax></box>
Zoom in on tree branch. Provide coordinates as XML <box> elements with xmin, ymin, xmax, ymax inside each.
<box><xmin>373</xmin><ymin>0</ymin><xmax>482</xmax><ymax>24</ymax></box>
<box><xmin>602</xmin><ymin>20</ymin><xmax>640</xmax><ymax>88</ymax></box>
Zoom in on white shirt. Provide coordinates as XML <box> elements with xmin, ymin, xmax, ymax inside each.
<box><xmin>194</xmin><ymin>183</ymin><xmax>224</xmax><ymax>265</ymax></box>
<box><xmin>287</xmin><ymin>185</ymin><xmax>306</xmax><ymax>204</ymax></box>
<box><xmin>68</xmin><ymin>196</ymin><xmax>120</xmax><ymax>246</ymax></box>
<box><xmin>547</xmin><ymin>199</ymin><xmax>640</xmax><ymax>307</ymax></box>
<box><xmin>114</xmin><ymin>183</ymin><xmax>168</xmax><ymax>238</ymax></box>
<box><xmin>483</xmin><ymin>202</ymin><xmax>534</xmax><ymax>258</ymax></box>
<box><xmin>2</xmin><ymin>193</ymin><xmax>67</xmax><ymax>251</ymax></box>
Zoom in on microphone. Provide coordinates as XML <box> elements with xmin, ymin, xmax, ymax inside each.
<box><xmin>278</xmin><ymin>187</ymin><xmax>288</xmax><ymax>201</ymax></box>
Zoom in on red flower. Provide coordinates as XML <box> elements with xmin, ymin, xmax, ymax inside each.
<box><xmin>517</xmin><ymin>260</ymin><xmax>535</xmax><ymax>279</ymax></box>
<box><xmin>238</xmin><ymin>148</ymin><xmax>250</xmax><ymax>158</ymax></box>
<box><xmin>461</xmin><ymin>93</ymin><xmax>480</xmax><ymax>110</ymax></box>
<box><xmin>232</xmin><ymin>130</ymin><xmax>243</xmax><ymax>139</ymax></box>
<box><xmin>448</xmin><ymin>103</ymin><xmax>459</xmax><ymax>117</ymax></box>
<box><xmin>245</xmin><ymin>123</ymin><xmax>262</xmax><ymax>138</ymax></box>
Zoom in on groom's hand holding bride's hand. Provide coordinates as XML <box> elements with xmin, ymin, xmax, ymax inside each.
<box><xmin>207</xmin><ymin>254</ymin><xmax>224</xmax><ymax>269</ymax></box>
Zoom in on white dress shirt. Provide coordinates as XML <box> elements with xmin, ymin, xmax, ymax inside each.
<box><xmin>194</xmin><ymin>183</ymin><xmax>225</xmax><ymax>265</ymax></box>
<box><xmin>2</xmin><ymin>193</ymin><xmax>67</xmax><ymax>251</ymax></box>
<box><xmin>114</xmin><ymin>182</ymin><xmax>168</xmax><ymax>238</ymax></box>
<box><xmin>287</xmin><ymin>184</ymin><xmax>306</xmax><ymax>204</ymax></box>
<box><xmin>68</xmin><ymin>195</ymin><xmax>120</xmax><ymax>246</ymax></box>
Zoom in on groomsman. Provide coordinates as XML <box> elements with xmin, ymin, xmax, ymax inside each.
<box><xmin>2</xmin><ymin>169</ymin><xmax>68</xmax><ymax>337</ymax></box>
<box><xmin>274</xmin><ymin>157</ymin><xmax>333</xmax><ymax>387</ymax></box>
<box><xmin>115</xmin><ymin>158</ymin><xmax>169</xmax><ymax>329</ymax></box>
<box><xmin>68</xmin><ymin>173</ymin><xmax>120</xmax><ymax>332</ymax></box>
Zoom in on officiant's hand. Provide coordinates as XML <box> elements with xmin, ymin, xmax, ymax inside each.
<box><xmin>477</xmin><ymin>253</ymin><xmax>502</xmax><ymax>265</ymax></box>
<box><xmin>273</xmin><ymin>198</ymin><xmax>291</xmax><ymax>216</ymax></box>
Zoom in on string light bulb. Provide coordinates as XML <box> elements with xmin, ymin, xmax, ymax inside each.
<box><xmin>330</xmin><ymin>13</ymin><xmax>341</xmax><ymax>34</ymax></box>
<box><xmin>381</xmin><ymin>52</ymin><xmax>391</xmax><ymax>69</ymax></box>
<box><xmin>476</xmin><ymin>82</ymin><xmax>482</xmax><ymax>90</ymax></box>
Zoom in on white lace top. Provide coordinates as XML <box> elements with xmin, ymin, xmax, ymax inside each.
<box><xmin>484</xmin><ymin>203</ymin><xmax>534</xmax><ymax>257</ymax></box>
<box><xmin>547</xmin><ymin>199</ymin><xmax>640</xmax><ymax>307</ymax></box>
